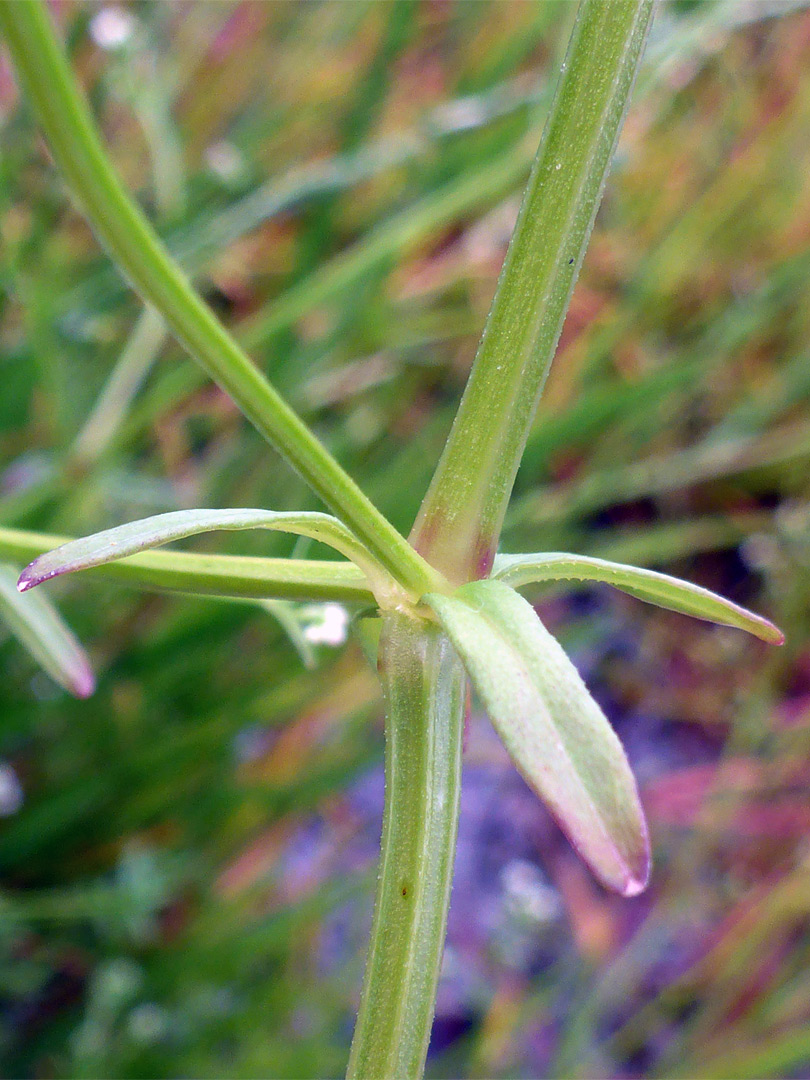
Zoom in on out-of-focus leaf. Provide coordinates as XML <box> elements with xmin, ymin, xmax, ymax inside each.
<box><xmin>17</xmin><ymin>508</ymin><xmax>394</xmax><ymax>605</ymax></box>
<box><xmin>425</xmin><ymin>578</ymin><xmax>649</xmax><ymax>896</ymax></box>
<box><xmin>493</xmin><ymin>551</ymin><xmax>784</xmax><ymax>645</ymax></box>
<box><xmin>0</xmin><ymin>563</ymin><xmax>94</xmax><ymax>698</ymax></box>
<box><xmin>258</xmin><ymin>600</ymin><xmax>317</xmax><ymax>669</ymax></box>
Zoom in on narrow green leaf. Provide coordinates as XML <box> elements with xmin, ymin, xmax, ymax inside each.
<box><xmin>493</xmin><ymin>552</ymin><xmax>784</xmax><ymax>645</ymax></box>
<box><xmin>0</xmin><ymin>564</ymin><xmax>94</xmax><ymax>698</ymax></box>
<box><xmin>0</xmin><ymin>525</ymin><xmax>373</xmax><ymax>605</ymax></box>
<box><xmin>425</xmin><ymin>579</ymin><xmax>649</xmax><ymax>896</ymax></box>
<box><xmin>17</xmin><ymin>509</ymin><xmax>398</xmax><ymax>608</ymax></box>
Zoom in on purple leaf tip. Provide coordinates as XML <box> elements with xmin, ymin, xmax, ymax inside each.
<box><xmin>71</xmin><ymin>665</ymin><xmax>97</xmax><ymax>699</ymax></box>
<box><xmin>17</xmin><ymin>564</ymin><xmax>40</xmax><ymax>592</ymax></box>
<box><xmin>621</xmin><ymin>873</ymin><xmax>649</xmax><ymax>899</ymax></box>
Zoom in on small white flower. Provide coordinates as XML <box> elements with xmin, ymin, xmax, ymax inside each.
<box><xmin>501</xmin><ymin>859</ymin><xmax>561</xmax><ymax>923</ymax></box>
<box><xmin>90</xmin><ymin>8</ymin><xmax>137</xmax><ymax>50</ymax></box>
<box><xmin>433</xmin><ymin>97</ymin><xmax>487</xmax><ymax>133</ymax></box>
<box><xmin>302</xmin><ymin>603</ymin><xmax>349</xmax><ymax>647</ymax></box>
<box><xmin>204</xmin><ymin>141</ymin><xmax>245</xmax><ymax>184</ymax></box>
<box><xmin>127</xmin><ymin>1003</ymin><xmax>169</xmax><ymax>1045</ymax></box>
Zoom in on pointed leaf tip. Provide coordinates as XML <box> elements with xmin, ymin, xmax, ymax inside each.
<box><xmin>15</xmin><ymin>508</ymin><xmax>394</xmax><ymax>604</ymax></box>
<box><xmin>622</xmin><ymin>872</ymin><xmax>648</xmax><ymax>899</ymax></box>
<box><xmin>493</xmin><ymin>552</ymin><xmax>785</xmax><ymax>646</ymax></box>
<box><xmin>426</xmin><ymin>579</ymin><xmax>650</xmax><ymax>896</ymax></box>
<box><xmin>0</xmin><ymin>564</ymin><xmax>96</xmax><ymax>699</ymax></box>
<box><xmin>70</xmin><ymin>663</ymin><xmax>96</xmax><ymax>699</ymax></box>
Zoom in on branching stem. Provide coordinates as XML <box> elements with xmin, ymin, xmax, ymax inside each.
<box><xmin>0</xmin><ymin>1</ymin><xmax>442</xmax><ymax>602</ymax></box>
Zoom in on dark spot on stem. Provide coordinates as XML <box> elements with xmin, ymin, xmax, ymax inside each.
<box><xmin>473</xmin><ymin>536</ymin><xmax>494</xmax><ymax>579</ymax></box>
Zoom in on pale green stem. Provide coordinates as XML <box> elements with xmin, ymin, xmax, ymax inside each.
<box><xmin>348</xmin><ymin>5</ymin><xmax>656</xmax><ymax>1075</ymax></box>
<box><xmin>410</xmin><ymin>0</ymin><xmax>655</xmax><ymax>584</ymax></box>
<box><xmin>0</xmin><ymin>1</ymin><xmax>442</xmax><ymax>601</ymax></box>
<box><xmin>348</xmin><ymin>614</ymin><xmax>465</xmax><ymax>1080</ymax></box>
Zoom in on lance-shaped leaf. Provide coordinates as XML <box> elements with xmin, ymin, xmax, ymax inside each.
<box><xmin>425</xmin><ymin>579</ymin><xmax>649</xmax><ymax>896</ymax></box>
<box><xmin>0</xmin><ymin>563</ymin><xmax>94</xmax><ymax>698</ymax></box>
<box><xmin>0</xmin><ymin>525</ymin><xmax>373</xmax><ymax>605</ymax></box>
<box><xmin>493</xmin><ymin>552</ymin><xmax>784</xmax><ymax>645</ymax></box>
<box><xmin>17</xmin><ymin>508</ymin><xmax>399</xmax><ymax>608</ymax></box>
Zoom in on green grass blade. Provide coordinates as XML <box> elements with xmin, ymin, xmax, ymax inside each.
<box><xmin>0</xmin><ymin>563</ymin><xmax>94</xmax><ymax>698</ymax></box>
<box><xmin>493</xmin><ymin>552</ymin><xmax>784</xmax><ymax>645</ymax></box>
<box><xmin>426</xmin><ymin>579</ymin><xmax>649</xmax><ymax>896</ymax></box>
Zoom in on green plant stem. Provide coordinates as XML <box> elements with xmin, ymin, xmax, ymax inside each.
<box><xmin>0</xmin><ymin>526</ymin><xmax>373</xmax><ymax>605</ymax></box>
<box><xmin>410</xmin><ymin>0</ymin><xmax>655</xmax><ymax>584</ymax></box>
<box><xmin>0</xmin><ymin>1</ymin><xmax>441</xmax><ymax>603</ymax></box>
<box><xmin>347</xmin><ymin>614</ymin><xmax>465</xmax><ymax>1079</ymax></box>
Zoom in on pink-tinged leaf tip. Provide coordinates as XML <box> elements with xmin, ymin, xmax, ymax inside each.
<box><xmin>17</xmin><ymin>562</ymin><xmax>63</xmax><ymax>593</ymax></box>
<box><xmin>618</xmin><ymin>817</ymin><xmax>651</xmax><ymax>897</ymax></box>
<box><xmin>621</xmin><ymin>873</ymin><xmax>648</xmax><ymax>899</ymax></box>
<box><xmin>70</xmin><ymin>664</ymin><xmax>96</xmax><ymax>699</ymax></box>
<box><xmin>17</xmin><ymin>567</ymin><xmax>39</xmax><ymax>592</ymax></box>
<box><xmin>753</xmin><ymin>615</ymin><xmax>785</xmax><ymax>646</ymax></box>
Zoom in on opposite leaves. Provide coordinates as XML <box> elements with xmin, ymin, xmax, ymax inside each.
<box><xmin>426</xmin><ymin>578</ymin><xmax>649</xmax><ymax>897</ymax></box>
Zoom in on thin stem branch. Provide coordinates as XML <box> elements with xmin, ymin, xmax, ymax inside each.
<box><xmin>0</xmin><ymin>1</ymin><xmax>442</xmax><ymax>602</ymax></box>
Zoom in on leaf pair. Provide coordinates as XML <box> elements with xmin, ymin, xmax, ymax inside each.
<box><xmin>16</xmin><ymin>511</ymin><xmax>783</xmax><ymax>894</ymax></box>
<box><xmin>426</xmin><ymin>561</ymin><xmax>783</xmax><ymax>895</ymax></box>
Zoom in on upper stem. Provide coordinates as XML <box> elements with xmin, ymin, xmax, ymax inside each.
<box><xmin>410</xmin><ymin>0</ymin><xmax>655</xmax><ymax>584</ymax></box>
<box><xmin>0</xmin><ymin>1</ymin><xmax>441</xmax><ymax>602</ymax></box>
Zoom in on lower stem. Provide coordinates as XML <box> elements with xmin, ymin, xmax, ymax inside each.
<box><xmin>347</xmin><ymin>614</ymin><xmax>465</xmax><ymax>1079</ymax></box>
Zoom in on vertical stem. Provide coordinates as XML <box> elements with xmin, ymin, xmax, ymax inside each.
<box><xmin>348</xmin><ymin>614</ymin><xmax>465</xmax><ymax>1079</ymax></box>
<box><xmin>410</xmin><ymin>0</ymin><xmax>655</xmax><ymax>584</ymax></box>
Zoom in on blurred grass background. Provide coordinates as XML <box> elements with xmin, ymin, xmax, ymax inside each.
<box><xmin>1</xmin><ymin>1</ymin><xmax>810</xmax><ymax>1076</ymax></box>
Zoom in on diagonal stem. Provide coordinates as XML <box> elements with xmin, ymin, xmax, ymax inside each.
<box><xmin>0</xmin><ymin>1</ymin><xmax>442</xmax><ymax>602</ymax></box>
